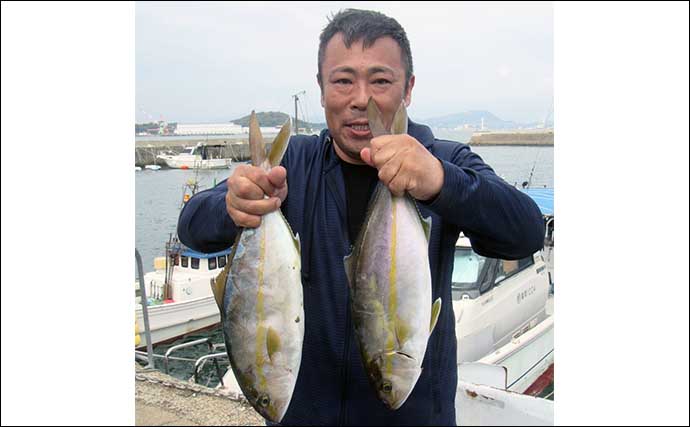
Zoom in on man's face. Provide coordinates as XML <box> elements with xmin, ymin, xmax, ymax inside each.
<box><xmin>320</xmin><ymin>33</ymin><xmax>414</xmax><ymax>164</ymax></box>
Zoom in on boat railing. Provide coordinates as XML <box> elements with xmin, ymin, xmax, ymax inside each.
<box><xmin>162</xmin><ymin>337</ymin><xmax>227</xmax><ymax>387</ymax></box>
<box><xmin>135</xmin><ymin>249</ymin><xmax>155</xmax><ymax>370</ymax></box>
<box><xmin>193</xmin><ymin>353</ymin><xmax>228</xmax><ymax>386</ymax></box>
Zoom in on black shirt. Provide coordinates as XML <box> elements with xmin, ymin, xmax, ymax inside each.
<box><xmin>340</xmin><ymin>161</ymin><xmax>380</xmax><ymax>244</ymax></box>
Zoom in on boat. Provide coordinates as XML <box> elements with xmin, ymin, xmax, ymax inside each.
<box><xmin>144</xmin><ymin>164</ymin><xmax>161</xmax><ymax>171</ymax></box>
<box><xmin>453</xmin><ymin>187</ymin><xmax>554</xmax><ymax>425</ymax></box>
<box><xmin>135</xmin><ymin>171</ymin><xmax>230</xmax><ymax>349</ymax></box>
<box><xmin>135</xmin><ymin>238</ymin><xmax>229</xmax><ymax>348</ymax></box>
<box><xmin>156</xmin><ymin>142</ymin><xmax>233</xmax><ymax>169</ymax></box>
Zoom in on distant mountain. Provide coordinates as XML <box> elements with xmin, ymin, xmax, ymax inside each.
<box><xmin>423</xmin><ymin>111</ymin><xmax>518</xmax><ymax>129</ymax></box>
<box><xmin>231</xmin><ymin>111</ymin><xmax>325</xmax><ymax>130</ymax></box>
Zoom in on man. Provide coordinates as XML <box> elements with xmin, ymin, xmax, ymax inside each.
<box><xmin>178</xmin><ymin>9</ymin><xmax>544</xmax><ymax>426</ymax></box>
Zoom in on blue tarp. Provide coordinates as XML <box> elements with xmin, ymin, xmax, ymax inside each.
<box><xmin>181</xmin><ymin>247</ymin><xmax>233</xmax><ymax>259</ymax></box>
<box><xmin>522</xmin><ymin>188</ymin><xmax>554</xmax><ymax>216</ymax></box>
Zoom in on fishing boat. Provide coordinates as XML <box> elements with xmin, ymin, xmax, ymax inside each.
<box><xmin>135</xmin><ymin>169</ymin><xmax>230</xmax><ymax>349</ymax></box>
<box><xmin>454</xmin><ymin>187</ymin><xmax>554</xmax><ymax>425</ymax></box>
<box><xmin>135</xmin><ymin>239</ymin><xmax>230</xmax><ymax>349</ymax></box>
<box><xmin>156</xmin><ymin>142</ymin><xmax>233</xmax><ymax>169</ymax></box>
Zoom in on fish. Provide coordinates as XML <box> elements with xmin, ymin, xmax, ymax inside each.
<box><xmin>211</xmin><ymin>112</ymin><xmax>304</xmax><ymax>423</ymax></box>
<box><xmin>343</xmin><ymin>98</ymin><xmax>442</xmax><ymax>410</ymax></box>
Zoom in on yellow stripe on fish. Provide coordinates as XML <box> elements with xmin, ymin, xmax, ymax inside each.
<box><xmin>386</xmin><ymin>198</ymin><xmax>398</xmax><ymax>376</ymax></box>
<box><xmin>255</xmin><ymin>224</ymin><xmax>267</xmax><ymax>390</ymax></box>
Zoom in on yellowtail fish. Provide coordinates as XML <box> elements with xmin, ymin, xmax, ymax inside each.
<box><xmin>344</xmin><ymin>98</ymin><xmax>441</xmax><ymax>410</ymax></box>
<box><xmin>211</xmin><ymin>112</ymin><xmax>303</xmax><ymax>423</ymax></box>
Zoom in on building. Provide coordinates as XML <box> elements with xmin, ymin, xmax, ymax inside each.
<box><xmin>174</xmin><ymin>122</ymin><xmax>244</xmax><ymax>136</ymax></box>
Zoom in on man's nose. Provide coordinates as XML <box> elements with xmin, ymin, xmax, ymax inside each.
<box><xmin>350</xmin><ymin>82</ymin><xmax>371</xmax><ymax>111</ymax></box>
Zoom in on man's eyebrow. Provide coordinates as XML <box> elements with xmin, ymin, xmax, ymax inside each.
<box><xmin>367</xmin><ymin>66</ymin><xmax>395</xmax><ymax>76</ymax></box>
<box><xmin>329</xmin><ymin>66</ymin><xmax>356</xmax><ymax>78</ymax></box>
<box><xmin>328</xmin><ymin>66</ymin><xmax>396</xmax><ymax>79</ymax></box>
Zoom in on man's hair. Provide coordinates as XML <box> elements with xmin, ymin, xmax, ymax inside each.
<box><xmin>317</xmin><ymin>9</ymin><xmax>414</xmax><ymax>92</ymax></box>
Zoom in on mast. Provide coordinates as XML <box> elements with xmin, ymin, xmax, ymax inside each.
<box><xmin>291</xmin><ymin>90</ymin><xmax>306</xmax><ymax>135</ymax></box>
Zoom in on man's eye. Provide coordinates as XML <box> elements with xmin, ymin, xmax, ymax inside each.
<box><xmin>373</xmin><ymin>79</ymin><xmax>391</xmax><ymax>85</ymax></box>
<box><xmin>335</xmin><ymin>79</ymin><xmax>352</xmax><ymax>85</ymax></box>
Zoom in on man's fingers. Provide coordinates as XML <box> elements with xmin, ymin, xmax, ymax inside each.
<box><xmin>227</xmin><ymin>206</ymin><xmax>261</xmax><ymax>228</ymax></box>
<box><xmin>231</xmin><ymin>196</ymin><xmax>281</xmax><ymax>216</ymax></box>
<box><xmin>267</xmin><ymin>166</ymin><xmax>287</xmax><ymax>197</ymax></box>
<box><xmin>377</xmin><ymin>155</ymin><xmax>403</xmax><ymax>186</ymax></box>
<box><xmin>231</xmin><ymin>176</ymin><xmax>266</xmax><ymax>200</ymax></box>
<box><xmin>388</xmin><ymin>174</ymin><xmax>408</xmax><ymax>197</ymax></box>
<box><xmin>245</xmin><ymin>167</ymin><xmax>277</xmax><ymax>197</ymax></box>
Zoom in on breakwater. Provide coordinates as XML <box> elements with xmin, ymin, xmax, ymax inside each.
<box><xmin>135</xmin><ymin>138</ymin><xmax>274</xmax><ymax>167</ymax></box>
<box><xmin>469</xmin><ymin>130</ymin><xmax>554</xmax><ymax>146</ymax></box>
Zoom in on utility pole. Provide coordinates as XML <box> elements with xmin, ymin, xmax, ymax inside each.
<box><xmin>291</xmin><ymin>91</ymin><xmax>306</xmax><ymax>135</ymax></box>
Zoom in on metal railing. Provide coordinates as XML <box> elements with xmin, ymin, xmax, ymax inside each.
<box><xmin>163</xmin><ymin>337</ymin><xmax>226</xmax><ymax>386</ymax></box>
<box><xmin>135</xmin><ymin>249</ymin><xmax>155</xmax><ymax>369</ymax></box>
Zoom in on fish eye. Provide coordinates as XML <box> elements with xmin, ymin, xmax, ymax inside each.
<box><xmin>258</xmin><ymin>395</ymin><xmax>271</xmax><ymax>407</ymax></box>
<box><xmin>381</xmin><ymin>381</ymin><xmax>392</xmax><ymax>394</ymax></box>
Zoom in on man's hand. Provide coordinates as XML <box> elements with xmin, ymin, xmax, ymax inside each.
<box><xmin>225</xmin><ymin>165</ymin><xmax>287</xmax><ymax>228</ymax></box>
<box><xmin>360</xmin><ymin>134</ymin><xmax>444</xmax><ymax>201</ymax></box>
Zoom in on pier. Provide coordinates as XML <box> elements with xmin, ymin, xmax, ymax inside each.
<box><xmin>469</xmin><ymin>129</ymin><xmax>554</xmax><ymax>146</ymax></box>
<box><xmin>135</xmin><ymin>364</ymin><xmax>263</xmax><ymax>426</ymax></box>
<box><xmin>135</xmin><ymin>138</ymin><xmax>275</xmax><ymax>167</ymax></box>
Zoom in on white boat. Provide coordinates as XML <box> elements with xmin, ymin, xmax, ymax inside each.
<box><xmin>144</xmin><ymin>164</ymin><xmax>161</xmax><ymax>171</ymax></box>
<box><xmin>453</xmin><ymin>233</ymin><xmax>554</xmax><ymax>393</ymax></box>
<box><xmin>156</xmin><ymin>142</ymin><xmax>233</xmax><ymax>170</ymax></box>
<box><xmin>135</xmin><ymin>244</ymin><xmax>230</xmax><ymax>348</ymax></box>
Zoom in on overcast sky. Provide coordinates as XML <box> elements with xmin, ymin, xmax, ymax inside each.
<box><xmin>136</xmin><ymin>1</ymin><xmax>553</xmax><ymax>125</ymax></box>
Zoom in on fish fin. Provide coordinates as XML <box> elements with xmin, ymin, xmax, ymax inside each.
<box><xmin>293</xmin><ymin>232</ymin><xmax>301</xmax><ymax>254</ymax></box>
<box><xmin>343</xmin><ymin>252</ymin><xmax>355</xmax><ymax>290</ymax></box>
<box><xmin>267</xmin><ymin>119</ymin><xmax>291</xmax><ymax>168</ymax></box>
<box><xmin>391</xmin><ymin>101</ymin><xmax>408</xmax><ymax>135</ymax></box>
<box><xmin>430</xmin><ymin>298</ymin><xmax>442</xmax><ymax>334</ymax></box>
<box><xmin>210</xmin><ymin>229</ymin><xmax>246</xmax><ymax>311</ymax></box>
<box><xmin>421</xmin><ymin>214</ymin><xmax>432</xmax><ymax>243</ymax></box>
<box><xmin>211</xmin><ymin>265</ymin><xmax>229</xmax><ymax>311</ymax></box>
<box><xmin>367</xmin><ymin>97</ymin><xmax>389</xmax><ymax>138</ymax></box>
<box><xmin>266</xmin><ymin>326</ymin><xmax>281</xmax><ymax>363</ymax></box>
<box><xmin>248</xmin><ymin>111</ymin><xmax>266</xmax><ymax>167</ymax></box>
<box><xmin>395</xmin><ymin>317</ymin><xmax>411</xmax><ymax>348</ymax></box>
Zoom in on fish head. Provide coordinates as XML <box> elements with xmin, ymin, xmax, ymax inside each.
<box><xmin>233</xmin><ymin>362</ymin><xmax>296</xmax><ymax>423</ymax></box>
<box><xmin>368</xmin><ymin>351</ymin><xmax>422</xmax><ymax>410</ymax></box>
<box><xmin>239</xmin><ymin>373</ymin><xmax>295</xmax><ymax>423</ymax></box>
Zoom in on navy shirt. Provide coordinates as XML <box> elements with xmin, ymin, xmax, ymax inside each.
<box><xmin>177</xmin><ymin>121</ymin><xmax>544</xmax><ymax>425</ymax></box>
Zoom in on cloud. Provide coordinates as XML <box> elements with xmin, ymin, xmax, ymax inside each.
<box><xmin>136</xmin><ymin>2</ymin><xmax>553</xmax><ymax>124</ymax></box>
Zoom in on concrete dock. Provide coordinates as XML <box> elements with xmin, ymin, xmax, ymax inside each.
<box><xmin>469</xmin><ymin>129</ymin><xmax>554</xmax><ymax>146</ymax></box>
<box><xmin>135</xmin><ymin>364</ymin><xmax>263</xmax><ymax>426</ymax></box>
<box><xmin>135</xmin><ymin>138</ymin><xmax>266</xmax><ymax>167</ymax></box>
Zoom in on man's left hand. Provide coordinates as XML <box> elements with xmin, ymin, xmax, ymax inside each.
<box><xmin>360</xmin><ymin>134</ymin><xmax>444</xmax><ymax>201</ymax></box>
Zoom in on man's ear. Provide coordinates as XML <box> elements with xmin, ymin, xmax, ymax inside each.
<box><xmin>404</xmin><ymin>75</ymin><xmax>415</xmax><ymax>107</ymax></box>
<box><xmin>318</xmin><ymin>75</ymin><xmax>325</xmax><ymax>107</ymax></box>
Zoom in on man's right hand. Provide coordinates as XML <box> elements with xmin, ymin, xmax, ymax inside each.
<box><xmin>226</xmin><ymin>165</ymin><xmax>287</xmax><ymax>228</ymax></box>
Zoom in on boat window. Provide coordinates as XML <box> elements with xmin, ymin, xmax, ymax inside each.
<box><xmin>191</xmin><ymin>257</ymin><xmax>200</xmax><ymax>269</ymax></box>
<box><xmin>451</xmin><ymin>248</ymin><xmax>486</xmax><ymax>292</ymax></box>
<box><xmin>174</xmin><ymin>255</ymin><xmax>180</xmax><ymax>266</ymax></box>
<box><xmin>181</xmin><ymin>256</ymin><xmax>188</xmax><ymax>268</ymax></box>
<box><xmin>218</xmin><ymin>255</ymin><xmax>226</xmax><ymax>268</ymax></box>
<box><xmin>494</xmin><ymin>255</ymin><xmax>535</xmax><ymax>286</ymax></box>
<box><xmin>208</xmin><ymin>257</ymin><xmax>217</xmax><ymax>270</ymax></box>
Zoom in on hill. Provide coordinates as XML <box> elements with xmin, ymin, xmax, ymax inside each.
<box><xmin>423</xmin><ymin>110</ymin><xmax>517</xmax><ymax>129</ymax></box>
<box><xmin>231</xmin><ymin>111</ymin><xmax>324</xmax><ymax>130</ymax></box>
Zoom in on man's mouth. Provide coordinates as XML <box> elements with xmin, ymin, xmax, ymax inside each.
<box><xmin>345</xmin><ymin>122</ymin><xmax>371</xmax><ymax>137</ymax></box>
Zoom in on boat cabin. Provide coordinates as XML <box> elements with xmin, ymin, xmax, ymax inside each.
<box><xmin>171</xmin><ymin>248</ymin><xmax>233</xmax><ymax>272</ymax></box>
